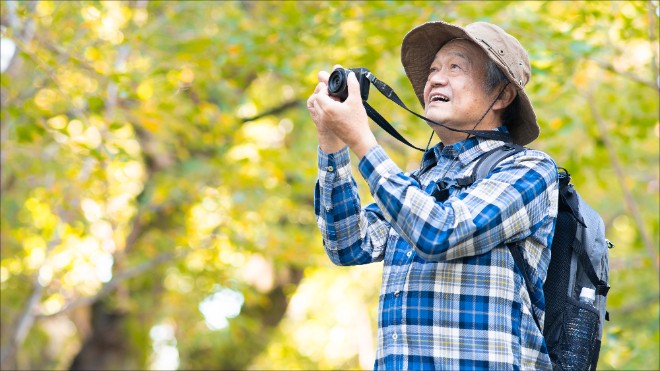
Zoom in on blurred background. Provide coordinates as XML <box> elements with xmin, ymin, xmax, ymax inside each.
<box><xmin>0</xmin><ymin>1</ymin><xmax>658</xmax><ymax>370</ymax></box>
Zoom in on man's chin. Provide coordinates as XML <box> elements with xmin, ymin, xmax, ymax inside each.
<box><xmin>424</xmin><ymin>113</ymin><xmax>449</xmax><ymax>126</ymax></box>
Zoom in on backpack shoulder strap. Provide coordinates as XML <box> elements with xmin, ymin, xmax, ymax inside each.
<box><xmin>456</xmin><ymin>143</ymin><xmax>525</xmax><ymax>187</ymax></box>
<box><xmin>508</xmin><ymin>244</ymin><xmax>543</xmax><ymax>331</ymax></box>
<box><xmin>454</xmin><ymin>143</ymin><xmax>543</xmax><ymax>330</ymax></box>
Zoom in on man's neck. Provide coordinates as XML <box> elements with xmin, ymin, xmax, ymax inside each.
<box><xmin>434</xmin><ymin>115</ymin><xmax>503</xmax><ymax>145</ymax></box>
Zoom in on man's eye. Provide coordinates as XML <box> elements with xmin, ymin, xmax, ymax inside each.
<box><xmin>450</xmin><ymin>64</ymin><xmax>462</xmax><ymax>70</ymax></box>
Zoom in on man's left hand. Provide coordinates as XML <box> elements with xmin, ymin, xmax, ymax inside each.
<box><xmin>308</xmin><ymin>69</ymin><xmax>378</xmax><ymax>159</ymax></box>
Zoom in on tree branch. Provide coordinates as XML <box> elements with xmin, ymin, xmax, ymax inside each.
<box><xmin>0</xmin><ymin>230</ymin><xmax>61</xmax><ymax>370</ymax></box>
<box><xmin>32</xmin><ymin>34</ymin><xmax>105</xmax><ymax>78</ymax></box>
<box><xmin>586</xmin><ymin>88</ymin><xmax>659</xmax><ymax>275</ymax></box>
<box><xmin>240</xmin><ymin>100</ymin><xmax>302</xmax><ymax>123</ymax></box>
<box><xmin>35</xmin><ymin>250</ymin><xmax>186</xmax><ymax>319</ymax></box>
<box><xmin>592</xmin><ymin>59</ymin><xmax>658</xmax><ymax>90</ymax></box>
<box><xmin>1</xmin><ymin>1</ymin><xmax>37</xmax><ymax>75</ymax></box>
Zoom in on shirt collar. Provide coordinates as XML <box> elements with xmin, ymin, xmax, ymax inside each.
<box><xmin>429</xmin><ymin>126</ymin><xmax>512</xmax><ymax>166</ymax></box>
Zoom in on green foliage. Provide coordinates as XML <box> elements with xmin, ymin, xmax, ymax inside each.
<box><xmin>0</xmin><ymin>1</ymin><xmax>658</xmax><ymax>370</ymax></box>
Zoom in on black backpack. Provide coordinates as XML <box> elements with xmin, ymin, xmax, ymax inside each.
<box><xmin>457</xmin><ymin>143</ymin><xmax>612</xmax><ymax>371</ymax></box>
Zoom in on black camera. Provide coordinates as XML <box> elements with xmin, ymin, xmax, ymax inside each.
<box><xmin>327</xmin><ymin>67</ymin><xmax>371</xmax><ymax>102</ymax></box>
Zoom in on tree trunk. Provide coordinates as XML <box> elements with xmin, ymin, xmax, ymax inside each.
<box><xmin>183</xmin><ymin>266</ymin><xmax>304</xmax><ymax>370</ymax></box>
<box><xmin>68</xmin><ymin>301</ymin><xmax>137</xmax><ymax>371</ymax></box>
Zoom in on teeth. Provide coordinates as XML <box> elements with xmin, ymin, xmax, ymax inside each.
<box><xmin>430</xmin><ymin>94</ymin><xmax>448</xmax><ymax>102</ymax></box>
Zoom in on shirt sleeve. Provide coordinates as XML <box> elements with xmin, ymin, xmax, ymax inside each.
<box><xmin>314</xmin><ymin>146</ymin><xmax>391</xmax><ymax>266</ymax></box>
<box><xmin>358</xmin><ymin>145</ymin><xmax>558</xmax><ymax>262</ymax></box>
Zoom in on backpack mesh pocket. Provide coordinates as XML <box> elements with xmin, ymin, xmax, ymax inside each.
<box><xmin>556</xmin><ymin>297</ymin><xmax>601</xmax><ymax>371</ymax></box>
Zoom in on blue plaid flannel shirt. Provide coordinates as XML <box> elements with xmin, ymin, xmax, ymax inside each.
<box><xmin>314</xmin><ymin>131</ymin><xmax>558</xmax><ymax>370</ymax></box>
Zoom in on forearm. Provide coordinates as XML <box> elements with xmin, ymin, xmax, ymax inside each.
<box><xmin>357</xmin><ymin>146</ymin><xmax>558</xmax><ymax>261</ymax></box>
<box><xmin>314</xmin><ymin>147</ymin><xmax>388</xmax><ymax>265</ymax></box>
<box><xmin>316</xmin><ymin>119</ymin><xmax>377</xmax><ymax>159</ymax></box>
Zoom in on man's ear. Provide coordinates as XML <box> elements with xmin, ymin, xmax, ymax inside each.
<box><xmin>493</xmin><ymin>83</ymin><xmax>517</xmax><ymax>111</ymax></box>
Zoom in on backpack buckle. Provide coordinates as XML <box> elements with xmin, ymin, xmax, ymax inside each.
<box><xmin>558</xmin><ymin>167</ymin><xmax>571</xmax><ymax>188</ymax></box>
<box><xmin>431</xmin><ymin>180</ymin><xmax>457</xmax><ymax>202</ymax></box>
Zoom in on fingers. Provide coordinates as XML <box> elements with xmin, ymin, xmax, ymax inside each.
<box><xmin>306</xmin><ymin>93</ymin><xmax>316</xmax><ymax>111</ymax></box>
<box><xmin>309</xmin><ymin>70</ymin><xmax>330</xmax><ymax>111</ymax></box>
<box><xmin>315</xmin><ymin>64</ymin><xmax>345</xmax><ymax>91</ymax></box>
<box><xmin>346</xmin><ymin>72</ymin><xmax>361</xmax><ymax>101</ymax></box>
<box><xmin>307</xmin><ymin>82</ymin><xmax>331</xmax><ymax>114</ymax></box>
<box><xmin>310</xmin><ymin>80</ymin><xmax>332</xmax><ymax>109</ymax></box>
<box><xmin>314</xmin><ymin>87</ymin><xmax>335</xmax><ymax>107</ymax></box>
<box><xmin>307</xmin><ymin>81</ymin><xmax>323</xmax><ymax>113</ymax></box>
<box><xmin>313</xmin><ymin>80</ymin><xmax>326</xmax><ymax>95</ymax></box>
<box><xmin>318</xmin><ymin>70</ymin><xmax>330</xmax><ymax>84</ymax></box>
<box><xmin>308</xmin><ymin>65</ymin><xmax>348</xmax><ymax>113</ymax></box>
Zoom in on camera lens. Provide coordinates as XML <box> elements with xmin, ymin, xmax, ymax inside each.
<box><xmin>328</xmin><ymin>71</ymin><xmax>345</xmax><ymax>92</ymax></box>
<box><xmin>327</xmin><ymin>69</ymin><xmax>349</xmax><ymax>101</ymax></box>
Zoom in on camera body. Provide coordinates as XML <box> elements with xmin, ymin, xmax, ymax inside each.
<box><xmin>327</xmin><ymin>67</ymin><xmax>370</xmax><ymax>102</ymax></box>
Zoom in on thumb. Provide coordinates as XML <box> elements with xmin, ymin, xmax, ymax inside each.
<box><xmin>314</xmin><ymin>83</ymin><xmax>337</xmax><ymax>107</ymax></box>
<box><xmin>346</xmin><ymin>72</ymin><xmax>363</xmax><ymax>102</ymax></box>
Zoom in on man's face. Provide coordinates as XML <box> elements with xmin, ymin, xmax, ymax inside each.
<box><xmin>423</xmin><ymin>39</ymin><xmax>494</xmax><ymax>131</ymax></box>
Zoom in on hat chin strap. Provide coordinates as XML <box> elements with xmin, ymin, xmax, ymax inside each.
<box><xmin>408</xmin><ymin>82</ymin><xmax>512</xmax><ymax>197</ymax></box>
<box><xmin>363</xmin><ymin>71</ymin><xmax>512</xmax><ymax>152</ymax></box>
<box><xmin>454</xmin><ymin>81</ymin><xmax>511</xmax><ymax>140</ymax></box>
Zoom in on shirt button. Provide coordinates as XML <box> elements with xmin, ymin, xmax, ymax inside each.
<box><xmin>327</xmin><ymin>166</ymin><xmax>334</xmax><ymax>172</ymax></box>
<box><xmin>325</xmin><ymin>206</ymin><xmax>331</xmax><ymax>212</ymax></box>
<box><xmin>392</xmin><ymin>333</ymin><xmax>398</xmax><ymax>340</ymax></box>
<box><xmin>394</xmin><ymin>290</ymin><xmax>400</xmax><ymax>297</ymax></box>
<box><xmin>406</xmin><ymin>251</ymin><xmax>412</xmax><ymax>257</ymax></box>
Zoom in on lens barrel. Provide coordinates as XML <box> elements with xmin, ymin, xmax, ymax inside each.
<box><xmin>328</xmin><ymin>69</ymin><xmax>349</xmax><ymax>101</ymax></box>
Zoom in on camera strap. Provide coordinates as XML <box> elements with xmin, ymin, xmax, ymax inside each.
<box><xmin>362</xmin><ymin>72</ymin><xmax>512</xmax><ymax>151</ymax></box>
<box><xmin>363</xmin><ymin>101</ymin><xmax>427</xmax><ymax>151</ymax></box>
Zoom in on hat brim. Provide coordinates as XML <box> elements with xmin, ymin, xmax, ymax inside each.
<box><xmin>401</xmin><ymin>21</ymin><xmax>539</xmax><ymax>146</ymax></box>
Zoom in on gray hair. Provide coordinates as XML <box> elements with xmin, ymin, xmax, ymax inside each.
<box><xmin>484</xmin><ymin>59</ymin><xmax>509</xmax><ymax>94</ymax></box>
<box><xmin>484</xmin><ymin>59</ymin><xmax>518</xmax><ymax>124</ymax></box>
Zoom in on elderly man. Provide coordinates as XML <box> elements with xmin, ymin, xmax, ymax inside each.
<box><xmin>307</xmin><ymin>21</ymin><xmax>558</xmax><ymax>370</ymax></box>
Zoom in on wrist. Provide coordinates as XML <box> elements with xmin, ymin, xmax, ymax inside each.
<box><xmin>318</xmin><ymin>132</ymin><xmax>346</xmax><ymax>154</ymax></box>
<box><xmin>350</xmin><ymin>134</ymin><xmax>378</xmax><ymax>159</ymax></box>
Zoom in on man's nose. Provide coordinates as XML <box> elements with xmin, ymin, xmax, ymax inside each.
<box><xmin>428</xmin><ymin>70</ymin><xmax>449</xmax><ymax>87</ymax></box>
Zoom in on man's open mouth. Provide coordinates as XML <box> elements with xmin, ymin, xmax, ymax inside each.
<box><xmin>429</xmin><ymin>94</ymin><xmax>449</xmax><ymax>103</ymax></box>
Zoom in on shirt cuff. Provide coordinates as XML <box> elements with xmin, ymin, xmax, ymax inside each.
<box><xmin>317</xmin><ymin>145</ymin><xmax>351</xmax><ymax>188</ymax></box>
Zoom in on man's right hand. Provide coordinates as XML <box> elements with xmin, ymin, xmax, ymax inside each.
<box><xmin>307</xmin><ymin>68</ymin><xmax>347</xmax><ymax>154</ymax></box>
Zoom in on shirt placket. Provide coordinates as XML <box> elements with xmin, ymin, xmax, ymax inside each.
<box><xmin>322</xmin><ymin>163</ymin><xmax>336</xmax><ymax>212</ymax></box>
<box><xmin>385</xmin><ymin>236</ymin><xmax>416</xmax><ymax>363</ymax></box>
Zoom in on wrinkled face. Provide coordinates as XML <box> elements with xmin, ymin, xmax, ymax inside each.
<box><xmin>423</xmin><ymin>39</ymin><xmax>494</xmax><ymax>130</ymax></box>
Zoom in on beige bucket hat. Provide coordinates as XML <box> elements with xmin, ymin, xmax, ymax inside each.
<box><xmin>401</xmin><ymin>21</ymin><xmax>539</xmax><ymax>146</ymax></box>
